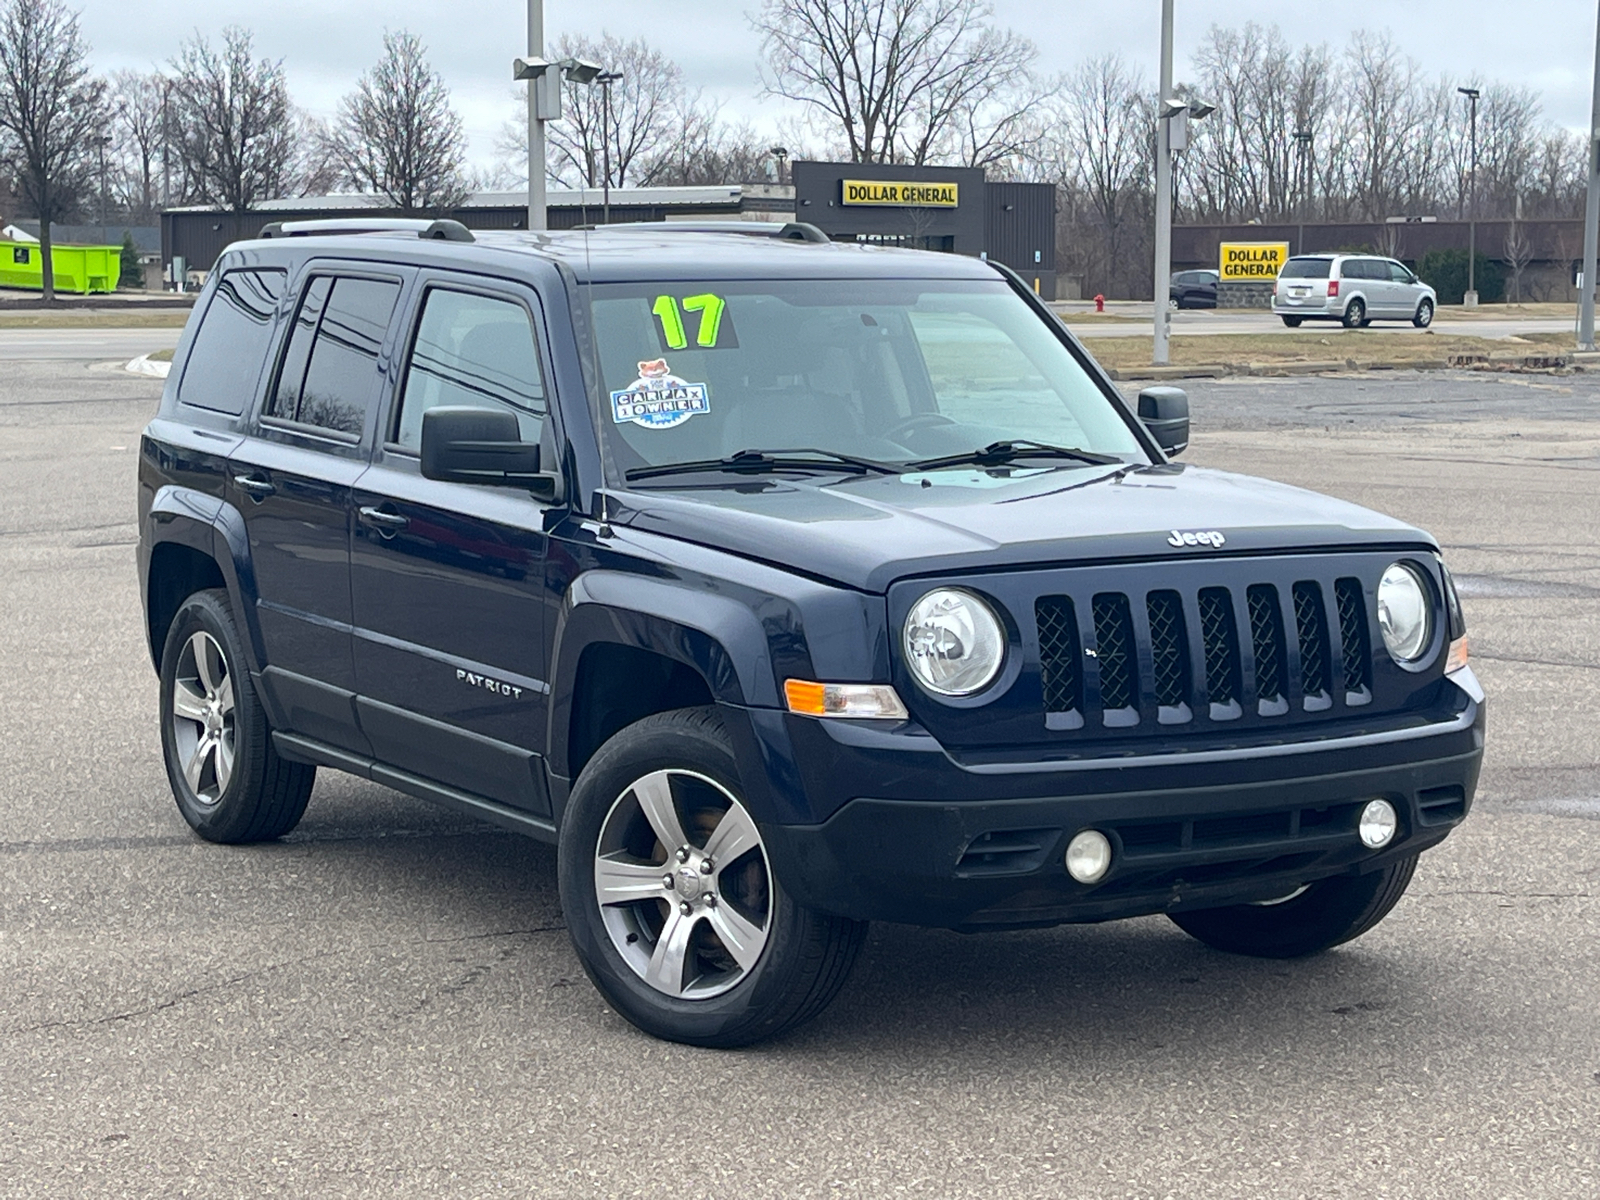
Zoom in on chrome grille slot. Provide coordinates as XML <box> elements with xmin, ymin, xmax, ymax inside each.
<box><xmin>1335</xmin><ymin>577</ymin><xmax>1373</xmax><ymax>702</ymax></box>
<box><xmin>1035</xmin><ymin>596</ymin><xmax>1082</xmax><ymax>716</ymax></box>
<box><xmin>1293</xmin><ymin>580</ymin><xmax>1333</xmax><ymax>705</ymax></box>
<box><xmin>1091</xmin><ymin>593</ymin><xmax>1138</xmax><ymax>717</ymax></box>
<box><xmin>1247</xmin><ymin>583</ymin><xmax>1287</xmax><ymax>712</ymax></box>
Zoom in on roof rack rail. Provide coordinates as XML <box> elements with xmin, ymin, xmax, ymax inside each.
<box><xmin>258</xmin><ymin>217</ymin><xmax>475</xmax><ymax>243</ymax></box>
<box><xmin>570</xmin><ymin>220</ymin><xmax>829</xmax><ymax>243</ymax></box>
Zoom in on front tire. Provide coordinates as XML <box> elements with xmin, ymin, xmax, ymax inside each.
<box><xmin>1168</xmin><ymin>855</ymin><xmax>1419</xmax><ymax>958</ymax></box>
<box><xmin>558</xmin><ymin>707</ymin><xmax>867</xmax><ymax>1047</ymax></box>
<box><xmin>1342</xmin><ymin>298</ymin><xmax>1366</xmax><ymax>328</ymax></box>
<box><xmin>1413</xmin><ymin>298</ymin><xmax>1434</xmax><ymax>328</ymax></box>
<box><xmin>158</xmin><ymin>589</ymin><xmax>315</xmax><ymax>843</ymax></box>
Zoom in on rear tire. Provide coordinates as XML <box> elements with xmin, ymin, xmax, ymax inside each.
<box><xmin>1280</xmin><ymin>316</ymin><xmax>1303</xmax><ymax>327</ymax></box>
<box><xmin>1168</xmin><ymin>855</ymin><xmax>1419</xmax><ymax>958</ymax></box>
<box><xmin>1413</xmin><ymin>298</ymin><xmax>1434</xmax><ymax>328</ymax></box>
<box><xmin>158</xmin><ymin>589</ymin><xmax>315</xmax><ymax>843</ymax></box>
<box><xmin>558</xmin><ymin>707</ymin><xmax>867</xmax><ymax>1047</ymax></box>
<box><xmin>1342</xmin><ymin>298</ymin><xmax>1366</xmax><ymax>329</ymax></box>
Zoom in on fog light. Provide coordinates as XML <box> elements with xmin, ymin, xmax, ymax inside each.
<box><xmin>1358</xmin><ymin>799</ymin><xmax>1398</xmax><ymax>849</ymax></box>
<box><xmin>1065</xmin><ymin>830</ymin><xmax>1112</xmax><ymax>883</ymax></box>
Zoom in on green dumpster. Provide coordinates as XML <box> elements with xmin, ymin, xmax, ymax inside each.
<box><xmin>0</xmin><ymin>240</ymin><xmax>122</xmax><ymax>294</ymax></box>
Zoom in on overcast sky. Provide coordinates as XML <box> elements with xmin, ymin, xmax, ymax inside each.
<box><xmin>78</xmin><ymin>0</ymin><xmax>1600</xmax><ymax>170</ymax></box>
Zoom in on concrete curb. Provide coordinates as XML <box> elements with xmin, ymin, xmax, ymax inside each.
<box><xmin>1107</xmin><ymin>352</ymin><xmax>1586</xmax><ymax>382</ymax></box>
<box><xmin>125</xmin><ymin>354</ymin><xmax>171</xmax><ymax>379</ymax></box>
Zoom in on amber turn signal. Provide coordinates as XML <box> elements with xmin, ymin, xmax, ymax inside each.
<box><xmin>783</xmin><ymin>679</ymin><xmax>908</xmax><ymax>720</ymax></box>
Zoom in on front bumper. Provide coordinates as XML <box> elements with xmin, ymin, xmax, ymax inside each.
<box><xmin>755</xmin><ymin>672</ymin><xmax>1484</xmax><ymax>930</ymax></box>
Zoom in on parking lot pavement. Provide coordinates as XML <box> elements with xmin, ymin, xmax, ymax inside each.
<box><xmin>1</xmin><ymin>356</ymin><xmax>1597</xmax><ymax>1197</ymax></box>
<box><xmin>0</xmin><ymin>327</ymin><xmax>182</xmax><ymax>361</ymax></box>
<box><xmin>1064</xmin><ymin>308</ymin><xmax>1576</xmax><ymax>340</ymax></box>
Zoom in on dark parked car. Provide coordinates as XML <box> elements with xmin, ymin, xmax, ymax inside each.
<box><xmin>138</xmin><ymin>219</ymin><xmax>1483</xmax><ymax>1047</ymax></box>
<box><xmin>1170</xmin><ymin>269</ymin><xmax>1219</xmax><ymax>309</ymax></box>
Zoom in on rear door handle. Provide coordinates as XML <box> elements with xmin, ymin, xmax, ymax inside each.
<box><xmin>233</xmin><ymin>473</ymin><xmax>275</xmax><ymax>498</ymax></box>
<box><xmin>358</xmin><ymin>506</ymin><xmax>410</xmax><ymax>534</ymax></box>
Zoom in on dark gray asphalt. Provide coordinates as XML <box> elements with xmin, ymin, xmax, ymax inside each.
<box><xmin>1</xmin><ymin>357</ymin><xmax>1596</xmax><ymax>1198</ymax></box>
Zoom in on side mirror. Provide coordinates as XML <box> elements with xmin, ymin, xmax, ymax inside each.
<box><xmin>420</xmin><ymin>406</ymin><xmax>559</xmax><ymax>500</ymax></box>
<box><xmin>1138</xmin><ymin>386</ymin><xmax>1190</xmax><ymax>457</ymax></box>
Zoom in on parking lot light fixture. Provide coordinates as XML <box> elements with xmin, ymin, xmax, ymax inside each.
<box><xmin>1581</xmin><ymin>3</ymin><xmax>1600</xmax><ymax>351</ymax></box>
<box><xmin>1458</xmin><ymin>87</ymin><xmax>1481</xmax><ymax>307</ymax></box>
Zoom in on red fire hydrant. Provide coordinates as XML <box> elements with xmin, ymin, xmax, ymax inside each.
<box><xmin>1094</xmin><ymin>293</ymin><xmax>1105</xmax><ymax>313</ymax></box>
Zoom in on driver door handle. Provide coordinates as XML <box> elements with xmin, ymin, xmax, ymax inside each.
<box><xmin>233</xmin><ymin>473</ymin><xmax>275</xmax><ymax>498</ymax></box>
<box><xmin>358</xmin><ymin>505</ymin><xmax>410</xmax><ymax>533</ymax></box>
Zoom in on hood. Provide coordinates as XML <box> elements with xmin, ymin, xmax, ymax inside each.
<box><xmin>608</xmin><ymin>462</ymin><xmax>1435</xmax><ymax>593</ymax></box>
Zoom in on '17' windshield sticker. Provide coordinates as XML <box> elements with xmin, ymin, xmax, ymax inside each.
<box><xmin>652</xmin><ymin>294</ymin><xmax>738</xmax><ymax>350</ymax></box>
<box><xmin>611</xmin><ymin>359</ymin><xmax>710</xmax><ymax>429</ymax></box>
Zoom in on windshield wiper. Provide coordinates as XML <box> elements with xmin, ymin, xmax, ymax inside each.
<box><xmin>625</xmin><ymin>447</ymin><xmax>900</xmax><ymax>482</ymax></box>
<box><xmin>907</xmin><ymin>440</ymin><xmax>1122</xmax><ymax>472</ymax></box>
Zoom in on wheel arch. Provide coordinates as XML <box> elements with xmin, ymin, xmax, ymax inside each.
<box><xmin>547</xmin><ymin>571</ymin><xmax>784</xmax><ymax>784</ymax></box>
<box><xmin>143</xmin><ymin>487</ymin><xmax>262</xmax><ymax>673</ymax></box>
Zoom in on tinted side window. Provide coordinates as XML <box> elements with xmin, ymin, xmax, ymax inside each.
<box><xmin>394</xmin><ymin>288</ymin><xmax>546</xmax><ymax>451</ymax></box>
<box><xmin>1389</xmin><ymin>261</ymin><xmax>1414</xmax><ymax>283</ymax></box>
<box><xmin>268</xmin><ymin>276</ymin><xmax>400</xmax><ymax>438</ymax></box>
<box><xmin>178</xmin><ymin>269</ymin><xmax>286</xmax><ymax>414</ymax></box>
<box><xmin>265</xmin><ymin>275</ymin><xmax>332</xmax><ymax>421</ymax></box>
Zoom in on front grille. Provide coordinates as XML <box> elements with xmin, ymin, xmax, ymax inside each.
<box><xmin>1293</xmin><ymin>581</ymin><xmax>1332</xmax><ymax>699</ymax></box>
<box><xmin>1146</xmin><ymin>591</ymin><xmax>1189</xmax><ymax>708</ymax></box>
<box><xmin>1198</xmin><ymin>587</ymin><xmax>1242</xmax><ymax>707</ymax></box>
<box><xmin>1247</xmin><ymin>584</ymin><xmax>1287</xmax><ymax>704</ymax></box>
<box><xmin>1335</xmin><ymin>577</ymin><xmax>1373</xmax><ymax>698</ymax></box>
<box><xmin>1028</xmin><ymin>562</ymin><xmax>1398</xmax><ymax>736</ymax></box>
<box><xmin>1035</xmin><ymin>596</ymin><xmax>1081</xmax><ymax>714</ymax></box>
<box><xmin>1092</xmin><ymin>593</ymin><xmax>1138</xmax><ymax>711</ymax></box>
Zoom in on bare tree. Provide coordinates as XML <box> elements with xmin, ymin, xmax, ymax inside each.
<box><xmin>326</xmin><ymin>31</ymin><xmax>467</xmax><ymax>213</ymax></box>
<box><xmin>293</xmin><ymin>111</ymin><xmax>342</xmax><ymax>198</ymax></box>
<box><xmin>1503</xmin><ymin>199</ymin><xmax>1533</xmax><ymax>302</ymax></box>
<box><xmin>108</xmin><ymin>69</ymin><xmax>166</xmax><ymax>221</ymax></box>
<box><xmin>0</xmin><ymin>0</ymin><xmax>105</xmax><ymax>301</ymax></box>
<box><xmin>754</xmin><ymin>0</ymin><xmax>1043</xmax><ymax>165</ymax></box>
<box><xmin>168</xmin><ymin>27</ymin><xmax>295</xmax><ymax>212</ymax></box>
<box><xmin>651</xmin><ymin>96</ymin><xmax>774</xmax><ymax>185</ymax></box>
<box><xmin>1049</xmin><ymin>55</ymin><xmax>1152</xmax><ymax>296</ymax></box>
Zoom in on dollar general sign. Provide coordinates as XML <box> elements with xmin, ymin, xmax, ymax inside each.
<box><xmin>841</xmin><ymin>180</ymin><xmax>960</xmax><ymax>207</ymax></box>
<box><xmin>1219</xmin><ymin>241</ymin><xmax>1290</xmax><ymax>280</ymax></box>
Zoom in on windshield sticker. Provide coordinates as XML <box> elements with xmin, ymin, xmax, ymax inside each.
<box><xmin>611</xmin><ymin>359</ymin><xmax>710</xmax><ymax>429</ymax></box>
<box><xmin>651</xmin><ymin>293</ymin><xmax>738</xmax><ymax>350</ymax></box>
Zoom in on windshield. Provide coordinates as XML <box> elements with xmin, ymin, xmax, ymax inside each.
<box><xmin>586</xmin><ymin>278</ymin><xmax>1147</xmax><ymax>480</ymax></box>
<box><xmin>1279</xmin><ymin>258</ymin><xmax>1332</xmax><ymax>279</ymax></box>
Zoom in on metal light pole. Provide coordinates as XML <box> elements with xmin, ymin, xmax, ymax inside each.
<box><xmin>1581</xmin><ymin>1</ymin><xmax>1600</xmax><ymax>350</ymax></box>
<box><xmin>1458</xmin><ymin>86</ymin><xmax>1480</xmax><ymax>306</ymax></box>
<box><xmin>1152</xmin><ymin>0</ymin><xmax>1176</xmax><ymax>366</ymax></box>
<box><xmin>526</xmin><ymin>0</ymin><xmax>546</xmax><ymax>230</ymax></box>
<box><xmin>771</xmin><ymin>146</ymin><xmax>789</xmax><ymax>185</ymax></box>
<box><xmin>597</xmin><ymin>71</ymin><xmax>623</xmax><ymax>224</ymax></box>
<box><xmin>1293</xmin><ymin>128</ymin><xmax>1313</xmax><ymax>255</ymax></box>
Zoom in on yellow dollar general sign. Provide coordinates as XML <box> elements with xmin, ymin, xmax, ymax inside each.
<box><xmin>841</xmin><ymin>179</ymin><xmax>960</xmax><ymax>207</ymax></box>
<box><xmin>1219</xmin><ymin>241</ymin><xmax>1290</xmax><ymax>281</ymax></box>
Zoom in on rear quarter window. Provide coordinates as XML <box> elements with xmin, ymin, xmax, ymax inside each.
<box><xmin>177</xmin><ymin>269</ymin><xmax>287</xmax><ymax>414</ymax></box>
<box><xmin>1279</xmin><ymin>259</ymin><xmax>1331</xmax><ymax>280</ymax></box>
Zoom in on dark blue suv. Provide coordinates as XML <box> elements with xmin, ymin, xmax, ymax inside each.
<box><xmin>137</xmin><ymin>219</ymin><xmax>1484</xmax><ymax>1046</ymax></box>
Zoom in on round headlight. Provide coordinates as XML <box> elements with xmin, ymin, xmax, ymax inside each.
<box><xmin>1377</xmin><ymin>562</ymin><xmax>1432</xmax><ymax>662</ymax></box>
<box><xmin>903</xmin><ymin>588</ymin><xmax>1006</xmax><ymax>697</ymax></box>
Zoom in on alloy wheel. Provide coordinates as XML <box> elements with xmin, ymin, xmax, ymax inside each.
<box><xmin>593</xmin><ymin>768</ymin><xmax>772</xmax><ymax>999</ymax></box>
<box><xmin>170</xmin><ymin>631</ymin><xmax>236</xmax><ymax>804</ymax></box>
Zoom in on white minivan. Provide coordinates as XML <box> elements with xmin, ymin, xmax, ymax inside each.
<box><xmin>1273</xmin><ymin>254</ymin><xmax>1437</xmax><ymax>329</ymax></box>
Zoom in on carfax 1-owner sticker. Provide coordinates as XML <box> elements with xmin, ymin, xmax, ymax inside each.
<box><xmin>611</xmin><ymin>359</ymin><xmax>711</xmax><ymax>429</ymax></box>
